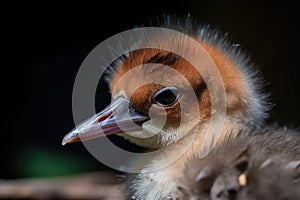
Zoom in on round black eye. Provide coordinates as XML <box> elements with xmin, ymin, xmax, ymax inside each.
<box><xmin>152</xmin><ymin>86</ymin><xmax>180</xmax><ymax>107</ymax></box>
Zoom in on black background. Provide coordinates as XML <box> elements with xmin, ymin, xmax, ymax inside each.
<box><xmin>2</xmin><ymin>1</ymin><xmax>300</xmax><ymax>178</ymax></box>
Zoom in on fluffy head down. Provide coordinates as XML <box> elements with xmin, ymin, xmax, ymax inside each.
<box><xmin>105</xmin><ymin>16</ymin><xmax>271</xmax><ymax>148</ymax></box>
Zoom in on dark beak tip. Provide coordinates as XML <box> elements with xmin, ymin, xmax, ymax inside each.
<box><xmin>61</xmin><ymin>137</ymin><xmax>69</xmax><ymax>145</ymax></box>
<box><xmin>62</xmin><ymin>131</ymin><xmax>80</xmax><ymax>145</ymax></box>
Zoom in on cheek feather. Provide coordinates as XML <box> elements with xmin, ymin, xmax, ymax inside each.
<box><xmin>129</xmin><ymin>84</ymin><xmax>162</xmax><ymax>115</ymax></box>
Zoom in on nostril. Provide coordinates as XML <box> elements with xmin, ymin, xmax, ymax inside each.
<box><xmin>216</xmin><ymin>189</ymin><xmax>237</xmax><ymax>200</ymax></box>
<box><xmin>228</xmin><ymin>189</ymin><xmax>237</xmax><ymax>200</ymax></box>
<box><xmin>97</xmin><ymin>112</ymin><xmax>112</xmax><ymax>122</ymax></box>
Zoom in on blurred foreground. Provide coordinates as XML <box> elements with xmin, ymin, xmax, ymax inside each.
<box><xmin>0</xmin><ymin>171</ymin><xmax>124</xmax><ymax>199</ymax></box>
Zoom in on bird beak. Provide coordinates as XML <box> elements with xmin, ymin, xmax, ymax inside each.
<box><xmin>62</xmin><ymin>96</ymin><xmax>149</xmax><ymax>145</ymax></box>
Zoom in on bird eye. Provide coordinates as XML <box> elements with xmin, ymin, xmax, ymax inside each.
<box><xmin>152</xmin><ymin>86</ymin><xmax>180</xmax><ymax>107</ymax></box>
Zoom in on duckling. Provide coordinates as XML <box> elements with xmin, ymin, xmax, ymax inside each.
<box><xmin>62</xmin><ymin>16</ymin><xmax>300</xmax><ymax>199</ymax></box>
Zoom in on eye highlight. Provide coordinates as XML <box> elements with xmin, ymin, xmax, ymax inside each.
<box><xmin>152</xmin><ymin>86</ymin><xmax>180</xmax><ymax>107</ymax></box>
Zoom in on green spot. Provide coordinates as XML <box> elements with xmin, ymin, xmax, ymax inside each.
<box><xmin>14</xmin><ymin>147</ymin><xmax>97</xmax><ymax>178</ymax></box>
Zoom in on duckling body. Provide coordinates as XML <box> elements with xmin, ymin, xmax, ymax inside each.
<box><xmin>178</xmin><ymin>128</ymin><xmax>300</xmax><ymax>200</ymax></box>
